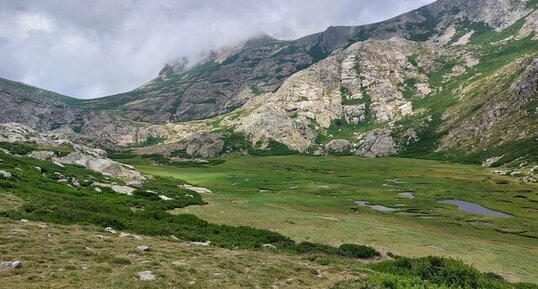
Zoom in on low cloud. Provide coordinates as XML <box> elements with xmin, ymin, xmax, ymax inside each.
<box><xmin>0</xmin><ymin>0</ymin><xmax>434</xmax><ymax>98</ymax></box>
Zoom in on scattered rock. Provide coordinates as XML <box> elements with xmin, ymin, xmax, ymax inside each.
<box><xmin>104</xmin><ymin>227</ymin><xmax>117</xmax><ymax>235</ymax></box>
<box><xmin>52</xmin><ymin>161</ymin><xmax>65</xmax><ymax>168</ymax></box>
<box><xmin>0</xmin><ymin>170</ymin><xmax>12</xmax><ymax>178</ymax></box>
<box><xmin>71</xmin><ymin>178</ymin><xmax>80</xmax><ymax>187</ymax></box>
<box><xmin>111</xmin><ymin>185</ymin><xmax>136</xmax><ymax>195</ymax></box>
<box><xmin>179</xmin><ymin>184</ymin><xmax>212</xmax><ymax>194</ymax></box>
<box><xmin>127</xmin><ymin>181</ymin><xmax>143</xmax><ymax>188</ymax></box>
<box><xmin>137</xmin><ymin>245</ymin><xmax>150</xmax><ymax>252</ymax></box>
<box><xmin>190</xmin><ymin>241</ymin><xmax>211</xmax><ymax>247</ymax></box>
<box><xmin>262</xmin><ymin>244</ymin><xmax>277</xmax><ymax>249</ymax></box>
<box><xmin>138</xmin><ymin>271</ymin><xmax>155</xmax><ymax>281</ymax></box>
<box><xmin>57</xmin><ymin>179</ymin><xmax>69</xmax><ymax>184</ymax></box>
<box><xmin>94</xmin><ymin>187</ymin><xmax>102</xmax><ymax>192</ymax></box>
<box><xmin>29</xmin><ymin>151</ymin><xmax>56</xmax><ymax>160</ymax></box>
<box><xmin>0</xmin><ymin>261</ymin><xmax>22</xmax><ymax>270</ymax></box>
<box><xmin>85</xmin><ymin>246</ymin><xmax>95</xmax><ymax>253</ymax></box>
<box><xmin>510</xmin><ymin>171</ymin><xmax>524</xmax><ymax>177</ymax></box>
<box><xmin>20</xmin><ymin>219</ymin><xmax>28</xmax><ymax>223</ymax></box>
<box><xmin>482</xmin><ymin>156</ymin><xmax>503</xmax><ymax>167</ymax></box>
<box><xmin>159</xmin><ymin>195</ymin><xmax>173</xmax><ymax>201</ymax></box>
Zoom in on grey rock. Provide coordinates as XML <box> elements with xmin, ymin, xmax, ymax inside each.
<box><xmin>179</xmin><ymin>184</ymin><xmax>212</xmax><ymax>194</ymax></box>
<box><xmin>138</xmin><ymin>271</ymin><xmax>155</xmax><ymax>281</ymax></box>
<box><xmin>356</xmin><ymin>129</ymin><xmax>397</xmax><ymax>157</ymax></box>
<box><xmin>262</xmin><ymin>244</ymin><xmax>277</xmax><ymax>249</ymax></box>
<box><xmin>127</xmin><ymin>181</ymin><xmax>143</xmax><ymax>188</ymax></box>
<box><xmin>325</xmin><ymin>139</ymin><xmax>352</xmax><ymax>154</ymax></box>
<box><xmin>29</xmin><ymin>151</ymin><xmax>56</xmax><ymax>160</ymax></box>
<box><xmin>344</xmin><ymin>105</ymin><xmax>366</xmax><ymax>125</ymax></box>
<box><xmin>0</xmin><ymin>261</ymin><xmax>22</xmax><ymax>270</ymax></box>
<box><xmin>137</xmin><ymin>245</ymin><xmax>150</xmax><ymax>252</ymax></box>
<box><xmin>111</xmin><ymin>185</ymin><xmax>136</xmax><ymax>195</ymax></box>
<box><xmin>104</xmin><ymin>227</ymin><xmax>117</xmax><ymax>235</ymax></box>
<box><xmin>0</xmin><ymin>170</ymin><xmax>12</xmax><ymax>178</ymax></box>
<box><xmin>159</xmin><ymin>195</ymin><xmax>173</xmax><ymax>201</ymax></box>
<box><xmin>190</xmin><ymin>241</ymin><xmax>211</xmax><ymax>247</ymax></box>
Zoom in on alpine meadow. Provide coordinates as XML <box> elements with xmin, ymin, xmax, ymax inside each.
<box><xmin>0</xmin><ymin>0</ymin><xmax>537</xmax><ymax>288</ymax></box>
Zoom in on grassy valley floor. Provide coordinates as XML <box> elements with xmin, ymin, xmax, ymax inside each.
<box><xmin>122</xmin><ymin>156</ymin><xmax>538</xmax><ymax>283</ymax></box>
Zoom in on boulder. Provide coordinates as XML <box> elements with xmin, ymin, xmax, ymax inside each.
<box><xmin>325</xmin><ymin>139</ymin><xmax>352</xmax><ymax>154</ymax></box>
<box><xmin>127</xmin><ymin>181</ymin><xmax>143</xmax><ymax>188</ymax></box>
<box><xmin>137</xmin><ymin>245</ymin><xmax>149</xmax><ymax>252</ymax></box>
<box><xmin>0</xmin><ymin>261</ymin><xmax>22</xmax><ymax>270</ymax></box>
<box><xmin>159</xmin><ymin>195</ymin><xmax>173</xmax><ymax>201</ymax></box>
<box><xmin>0</xmin><ymin>170</ymin><xmax>12</xmax><ymax>178</ymax></box>
<box><xmin>190</xmin><ymin>241</ymin><xmax>211</xmax><ymax>246</ymax></box>
<box><xmin>29</xmin><ymin>151</ymin><xmax>56</xmax><ymax>160</ymax></box>
<box><xmin>104</xmin><ymin>227</ymin><xmax>117</xmax><ymax>235</ymax></box>
<box><xmin>111</xmin><ymin>185</ymin><xmax>136</xmax><ymax>195</ymax></box>
<box><xmin>179</xmin><ymin>184</ymin><xmax>212</xmax><ymax>194</ymax></box>
<box><xmin>138</xmin><ymin>271</ymin><xmax>155</xmax><ymax>281</ymax></box>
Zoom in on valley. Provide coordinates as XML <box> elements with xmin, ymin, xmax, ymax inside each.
<box><xmin>1</xmin><ymin>0</ymin><xmax>537</xmax><ymax>287</ymax></box>
<box><xmin>119</xmin><ymin>155</ymin><xmax>538</xmax><ymax>283</ymax></box>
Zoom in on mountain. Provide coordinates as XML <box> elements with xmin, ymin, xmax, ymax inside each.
<box><xmin>0</xmin><ymin>0</ymin><xmax>537</xmax><ymax>167</ymax></box>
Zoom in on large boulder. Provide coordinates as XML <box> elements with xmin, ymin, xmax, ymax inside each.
<box><xmin>325</xmin><ymin>139</ymin><xmax>352</xmax><ymax>154</ymax></box>
<box><xmin>29</xmin><ymin>151</ymin><xmax>56</xmax><ymax>160</ymax></box>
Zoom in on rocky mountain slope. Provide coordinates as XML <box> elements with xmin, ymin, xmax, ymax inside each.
<box><xmin>0</xmin><ymin>0</ymin><xmax>536</xmax><ymax>168</ymax></box>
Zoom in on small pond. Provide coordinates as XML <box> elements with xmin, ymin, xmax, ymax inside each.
<box><xmin>437</xmin><ymin>199</ymin><xmax>512</xmax><ymax>218</ymax></box>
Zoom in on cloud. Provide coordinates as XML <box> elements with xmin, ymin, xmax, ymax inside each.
<box><xmin>0</xmin><ymin>0</ymin><xmax>434</xmax><ymax>98</ymax></box>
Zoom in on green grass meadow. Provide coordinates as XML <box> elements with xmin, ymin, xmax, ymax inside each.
<box><xmin>122</xmin><ymin>155</ymin><xmax>538</xmax><ymax>283</ymax></box>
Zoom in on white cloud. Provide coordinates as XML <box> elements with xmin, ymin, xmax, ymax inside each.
<box><xmin>0</xmin><ymin>0</ymin><xmax>435</xmax><ymax>98</ymax></box>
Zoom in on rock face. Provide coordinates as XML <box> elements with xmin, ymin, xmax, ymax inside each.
<box><xmin>135</xmin><ymin>127</ymin><xmax>224</xmax><ymax>158</ymax></box>
<box><xmin>356</xmin><ymin>129</ymin><xmax>397</xmax><ymax>157</ymax></box>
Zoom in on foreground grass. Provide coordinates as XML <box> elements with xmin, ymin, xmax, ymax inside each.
<box><xmin>0</xmin><ymin>218</ymin><xmax>364</xmax><ymax>288</ymax></box>
<box><xmin>121</xmin><ymin>155</ymin><xmax>538</xmax><ymax>283</ymax></box>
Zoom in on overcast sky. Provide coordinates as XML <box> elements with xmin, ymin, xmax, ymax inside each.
<box><xmin>0</xmin><ymin>0</ymin><xmax>434</xmax><ymax>99</ymax></box>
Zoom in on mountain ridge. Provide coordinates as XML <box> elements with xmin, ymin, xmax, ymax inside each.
<box><xmin>0</xmin><ymin>0</ymin><xmax>536</xmax><ymax>169</ymax></box>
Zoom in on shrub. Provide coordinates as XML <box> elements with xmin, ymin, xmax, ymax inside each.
<box><xmin>338</xmin><ymin>244</ymin><xmax>381</xmax><ymax>259</ymax></box>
